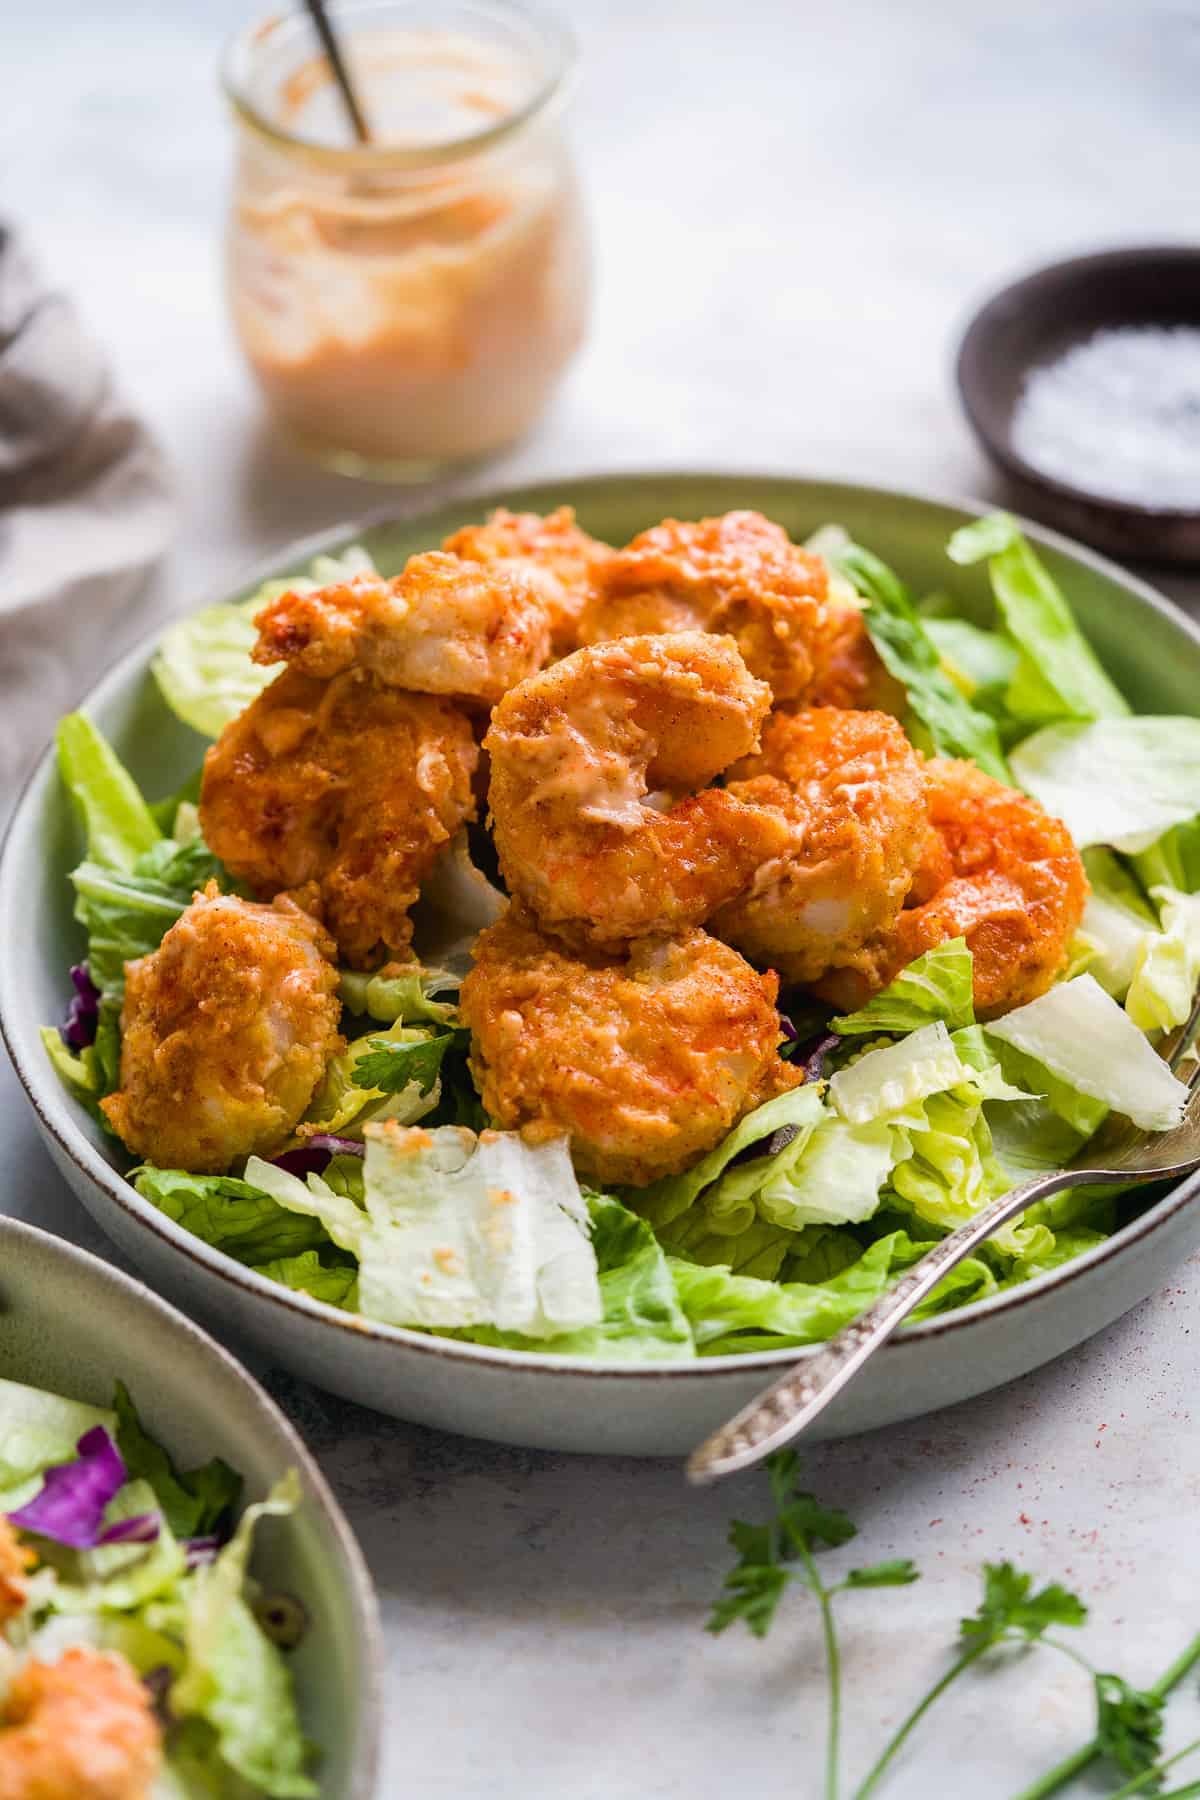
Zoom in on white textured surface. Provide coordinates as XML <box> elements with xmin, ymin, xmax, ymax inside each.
<box><xmin>5</xmin><ymin>2</ymin><xmax>1200</xmax><ymax>1794</ymax></box>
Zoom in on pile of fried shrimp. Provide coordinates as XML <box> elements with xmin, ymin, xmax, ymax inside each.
<box><xmin>0</xmin><ymin>1517</ymin><xmax>162</xmax><ymax>1798</ymax></box>
<box><xmin>99</xmin><ymin>507</ymin><xmax>1088</xmax><ymax>1189</ymax></box>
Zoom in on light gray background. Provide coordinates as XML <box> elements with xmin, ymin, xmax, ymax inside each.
<box><xmin>5</xmin><ymin>2</ymin><xmax>1200</xmax><ymax>1793</ymax></box>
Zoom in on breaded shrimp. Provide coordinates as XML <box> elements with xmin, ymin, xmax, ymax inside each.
<box><xmin>0</xmin><ymin>1647</ymin><xmax>160</xmax><ymax>1800</ymax></box>
<box><xmin>816</xmin><ymin>758</ymin><xmax>1089</xmax><ymax>1019</ymax></box>
<box><xmin>460</xmin><ymin>910</ymin><xmax>802</xmax><ymax>1186</ymax></box>
<box><xmin>803</xmin><ymin>598</ymin><xmax>905</xmax><ymax>712</ymax></box>
<box><xmin>713</xmin><ymin>708</ymin><xmax>929</xmax><ymax>984</ymax></box>
<box><xmin>251</xmin><ymin>550</ymin><xmax>552</xmax><ymax>705</ymax></box>
<box><xmin>442</xmin><ymin>506</ymin><xmax>612</xmax><ymax>653</ymax></box>
<box><xmin>577</xmin><ymin>512</ymin><xmax>832</xmax><ymax>702</ymax></box>
<box><xmin>101</xmin><ymin>885</ymin><xmax>342</xmax><ymax>1174</ymax></box>
<box><xmin>485</xmin><ymin>632</ymin><xmax>791</xmax><ymax>948</ymax></box>
<box><xmin>0</xmin><ymin>1522</ymin><xmax>31</xmax><ymax>1631</ymax></box>
<box><xmin>200</xmin><ymin>666</ymin><xmax>479</xmax><ymax>966</ymax></box>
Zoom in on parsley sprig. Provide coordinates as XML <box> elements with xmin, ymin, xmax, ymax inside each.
<box><xmin>709</xmin><ymin>1452</ymin><xmax>1200</xmax><ymax>1800</ymax></box>
<box><xmin>351</xmin><ymin>1028</ymin><xmax>468</xmax><ymax>1098</ymax></box>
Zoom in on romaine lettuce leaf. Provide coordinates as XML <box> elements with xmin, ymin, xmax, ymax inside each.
<box><xmin>56</xmin><ymin>712</ymin><xmax>162</xmax><ymax>872</ymax></box>
<box><xmin>827</xmin><ymin>539</ymin><xmax>1010</xmax><ymax>779</ymax></box>
<box><xmin>987</xmin><ymin>974</ymin><xmax>1188</xmax><ymax>1131</ymax></box>
<box><xmin>922</xmin><ymin>615</ymin><xmax>1019</xmax><ymax>714</ymax></box>
<box><xmin>337</xmin><ymin>961</ymin><xmax>459</xmax><ymax>1025</ymax></box>
<box><xmin>1010</xmin><ymin>717</ymin><xmax>1200</xmax><ymax>852</ymax></box>
<box><xmin>756</xmin><ymin>1116</ymin><xmax>896</xmax><ymax>1229</ymax></box>
<box><xmin>1132</xmin><ymin>816</ymin><xmax>1200</xmax><ymax>896</ymax></box>
<box><xmin>832</xmin><ymin>939</ymin><xmax>975</xmax><ymax>1035</ymax></box>
<box><xmin>133</xmin><ymin>1168</ymin><xmax>333</xmax><ymax>1265</ymax></box>
<box><xmin>946</xmin><ymin>513</ymin><xmax>1128</xmax><ymax>723</ymax></box>
<box><xmin>670</xmin><ymin>1229</ymin><xmax>1000</xmax><ymax>1353</ymax></box>
<box><xmin>1078</xmin><ymin>849</ymin><xmax>1159</xmax><ymax>998</ymax></box>
<box><xmin>298</xmin><ymin>1020</ymin><xmax>442</xmax><ymax>1141</ymax></box>
<box><xmin>635</xmin><ymin>1086</ymin><xmax>825</xmax><ymax>1230</ymax></box>
<box><xmin>40</xmin><ymin>1480</ymin><xmax>187</xmax><ymax>1616</ymax></box>
<box><xmin>656</xmin><ymin>1211</ymin><xmax>804</xmax><ymax>1281</ymax></box>
<box><xmin>113</xmin><ymin>1383</ymin><xmax>242</xmax><ymax>1542</ymax></box>
<box><xmin>173</xmin><ymin>1471</ymin><xmax>316</xmax><ymax>1798</ymax></box>
<box><xmin>829</xmin><ymin>1023</ymin><xmax>966</xmax><ymax>1124</ymax></box>
<box><xmin>247</xmin><ymin>1124</ymin><xmax>603</xmax><ymax>1337</ymax></box>
<box><xmin>249</xmin><ymin>1251</ymin><xmax>359</xmax><ymax>1311</ymax></box>
<box><xmin>153</xmin><ymin>545</ymin><xmax>375</xmax><ymax>740</ymax></box>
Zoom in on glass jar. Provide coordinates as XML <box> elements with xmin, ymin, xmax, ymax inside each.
<box><xmin>222</xmin><ymin>2</ymin><xmax>590</xmax><ymax>478</ymax></box>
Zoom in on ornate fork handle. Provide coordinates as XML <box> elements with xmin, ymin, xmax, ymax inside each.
<box><xmin>686</xmin><ymin>1167</ymin><xmax>1078</xmax><ymax>1485</ymax></box>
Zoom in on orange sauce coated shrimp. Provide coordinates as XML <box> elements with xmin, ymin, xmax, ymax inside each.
<box><xmin>442</xmin><ymin>506</ymin><xmax>613</xmax><ymax>652</ymax></box>
<box><xmin>714</xmin><ymin>708</ymin><xmax>929</xmax><ymax>984</ymax></box>
<box><xmin>484</xmin><ymin>632</ymin><xmax>791</xmax><ymax>949</ymax></box>
<box><xmin>0</xmin><ymin>1648</ymin><xmax>161</xmax><ymax>1800</ymax></box>
<box><xmin>816</xmin><ymin>758</ymin><xmax>1089</xmax><ymax>1019</ymax></box>
<box><xmin>460</xmin><ymin>909</ymin><xmax>801</xmax><ymax>1186</ymax></box>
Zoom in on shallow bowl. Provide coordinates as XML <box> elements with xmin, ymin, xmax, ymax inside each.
<box><xmin>957</xmin><ymin>245</ymin><xmax>1200</xmax><ymax>564</ymax></box>
<box><xmin>3</xmin><ymin>472</ymin><xmax>1200</xmax><ymax>1456</ymax></box>
<box><xmin>0</xmin><ymin>1213</ymin><xmax>381</xmax><ymax>1796</ymax></box>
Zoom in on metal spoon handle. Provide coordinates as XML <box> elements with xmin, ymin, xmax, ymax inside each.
<box><xmin>686</xmin><ymin>1167</ymin><xmax>1076</xmax><ymax>1484</ymax></box>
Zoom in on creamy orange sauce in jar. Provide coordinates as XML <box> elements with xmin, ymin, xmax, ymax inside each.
<box><xmin>223</xmin><ymin>5</ymin><xmax>590</xmax><ymax>476</ymax></box>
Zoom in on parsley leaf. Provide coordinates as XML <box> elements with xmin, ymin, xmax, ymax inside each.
<box><xmin>707</xmin><ymin>1556</ymin><xmax>792</xmax><ymax>1639</ymax></box>
<box><xmin>1095</xmin><ymin>1672</ymin><xmax>1166</xmax><ymax>1786</ymax></box>
<box><xmin>350</xmin><ymin>1030</ymin><xmax>465</xmax><ymax>1097</ymax></box>
<box><xmin>959</xmin><ymin>1561</ymin><xmax>1087</xmax><ymax>1645</ymax></box>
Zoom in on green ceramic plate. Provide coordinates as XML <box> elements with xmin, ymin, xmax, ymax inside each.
<box><xmin>4</xmin><ymin>472</ymin><xmax>1200</xmax><ymax>1455</ymax></box>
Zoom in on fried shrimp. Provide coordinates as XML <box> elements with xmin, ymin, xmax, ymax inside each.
<box><xmin>442</xmin><ymin>506</ymin><xmax>612</xmax><ymax>652</ymax></box>
<box><xmin>460</xmin><ymin>910</ymin><xmax>801</xmax><ymax>1186</ymax></box>
<box><xmin>816</xmin><ymin>758</ymin><xmax>1089</xmax><ymax>1019</ymax></box>
<box><xmin>713</xmin><ymin>708</ymin><xmax>929</xmax><ymax>984</ymax></box>
<box><xmin>200</xmin><ymin>666</ymin><xmax>479</xmax><ymax>966</ymax></box>
<box><xmin>0</xmin><ymin>1647</ymin><xmax>161</xmax><ymax>1800</ymax></box>
<box><xmin>0</xmin><ymin>1523</ymin><xmax>31</xmax><ymax>1631</ymax></box>
<box><xmin>802</xmin><ymin>597</ymin><xmax>905</xmax><ymax>712</ymax></box>
<box><xmin>251</xmin><ymin>550</ymin><xmax>552</xmax><ymax>705</ymax></box>
<box><xmin>485</xmin><ymin>632</ymin><xmax>790</xmax><ymax>948</ymax></box>
<box><xmin>577</xmin><ymin>511</ymin><xmax>833</xmax><ymax>703</ymax></box>
<box><xmin>101</xmin><ymin>885</ymin><xmax>342</xmax><ymax>1173</ymax></box>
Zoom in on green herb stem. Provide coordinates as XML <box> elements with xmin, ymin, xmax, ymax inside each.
<box><xmin>853</xmin><ymin>1641</ymin><xmax>989</xmax><ymax>1800</ymax></box>
<box><xmin>1008</xmin><ymin>1632</ymin><xmax>1200</xmax><ymax>1800</ymax></box>
<box><xmin>798</xmin><ymin>1541</ymin><xmax>842</xmax><ymax>1800</ymax></box>
<box><xmin>1104</xmin><ymin>1736</ymin><xmax>1200</xmax><ymax>1800</ymax></box>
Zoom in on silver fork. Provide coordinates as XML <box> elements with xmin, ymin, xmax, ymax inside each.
<box><xmin>686</xmin><ymin>993</ymin><xmax>1200</xmax><ymax>1485</ymax></box>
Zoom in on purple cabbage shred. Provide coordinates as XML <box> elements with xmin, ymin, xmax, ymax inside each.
<box><xmin>60</xmin><ymin>963</ymin><xmax>101</xmax><ymax>1051</ymax></box>
<box><xmin>798</xmin><ymin>1031</ymin><xmax>842</xmax><ymax>1084</ymax></box>
<box><xmin>270</xmin><ymin>1134</ymin><xmax>365</xmax><ymax>1178</ymax></box>
<box><xmin>184</xmin><ymin>1534</ymin><xmax>221</xmax><ymax>1569</ymax></box>
<box><xmin>7</xmin><ymin>1425</ymin><xmax>159</xmax><ymax>1551</ymax></box>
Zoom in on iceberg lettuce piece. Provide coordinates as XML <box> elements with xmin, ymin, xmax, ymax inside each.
<box><xmin>173</xmin><ymin>1470</ymin><xmax>316</xmax><ymax>1798</ymax></box>
<box><xmin>946</xmin><ymin>513</ymin><xmax>1128</xmax><ymax>724</ymax></box>
<box><xmin>829</xmin><ymin>1022</ymin><xmax>966</xmax><ymax>1125</ymax></box>
<box><xmin>832</xmin><ymin>939</ymin><xmax>975</xmax><ymax>1035</ymax></box>
<box><xmin>153</xmin><ymin>545</ymin><xmax>376</xmax><ymax>740</ymax></box>
<box><xmin>247</xmin><ymin>1124</ymin><xmax>603</xmax><ymax>1337</ymax></box>
<box><xmin>987</xmin><ymin>974</ymin><xmax>1187</xmax><ymax>1131</ymax></box>
<box><xmin>1010</xmin><ymin>717</ymin><xmax>1200</xmax><ymax>852</ymax></box>
<box><xmin>1127</xmin><ymin>887</ymin><xmax>1200</xmax><ymax>1032</ymax></box>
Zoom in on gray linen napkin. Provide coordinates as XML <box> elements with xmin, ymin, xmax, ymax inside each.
<box><xmin>0</xmin><ymin>224</ymin><xmax>174</xmax><ymax>804</ymax></box>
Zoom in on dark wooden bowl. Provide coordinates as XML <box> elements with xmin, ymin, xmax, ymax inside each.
<box><xmin>956</xmin><ymin>246</ymin><xmax>1200</xmax><ymax>565</ymax></box>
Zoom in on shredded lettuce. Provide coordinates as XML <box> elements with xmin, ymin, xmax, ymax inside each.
<box><xmin>946</xmin><ymin>513</ymin><xmax>1129</xmax><ymax>724</ymax></box>
<box><xmin>153</xmin><ymin>546</ymin><xmax>376</xmax><ymax>739</ymax></box>
<box><xmin>987</xmin><ymin>974</ymin><xmax>1188</xmax><ymax>1132</ymax></box>
<box><xmin>248</xmin><ymin>1125</ymin><xmax>603</xmax><ymax>1337</ymax></box>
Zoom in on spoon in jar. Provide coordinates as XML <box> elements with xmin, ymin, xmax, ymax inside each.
<box><xmin>302</xmin><ymin>0</ymin><xmax>373</xmax><ymax>143</ymax></box>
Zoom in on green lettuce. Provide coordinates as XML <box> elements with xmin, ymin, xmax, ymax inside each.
<box><xmin>172</xmin><ymin>1471</ymin><xmax>316</xmax><ymax>1798</ymax></box>
<box><xmin>133</xmin><ymin>1168</ymin><xmax>333</xmax><ymax>1265</ymax></box>
<box><xmin>114</xmin><ymin>1382</ymin><xmax>242</xmax><ymax>1541</ymax></box>
<box><xmin>1078</xmin><ymin>849</ymin><xmax>1159</xmax><ymax>998</ymax></box>
<box><xmin>249</xmin><ymin>1251</ymin><xmax>359</xmax><ymax>1310</ymax></box>
<box><xmin>946</xmin><ymin>513</ymin><xmax>1128</xmax><ymax>724</ymax></box>
<box><xmin>337</xmin><ymin>960</ymin><xmax>459</xmax><ymax>1025</ymax></box>
<box><xmin>828</xmin><ymin>1023</ymin><xmax>967</xmax><ymax>1125</ymax></box>
<box><xmin>826</xmin><ymin>538</ymin><xmax>1010</xmax><ymax>779</ymax></box>
<box><xmin>247</xmin><ymin>1125</ymin><xmax>603</xmax><ymax>1337</ymax></box>
<box><xmin>832</xmin><ymin>939</ymin><xmax>975</xmax><ymax>1034</ymax></box>
<box><xmin>636</xmin><ymin>1086</ymin><xmax>825</xmax><ymax>1232</ymax></box>
<box><xmin>153</xmin><ymin>545</ymin><xmax>376</xmax><ymax>739</ymax></box>
<box><xmin>56</xmin><ymin>712</ymin><xmax>162</xmax><ymax>872</ymax></box>
<box><xmin>1132</xmin><ymin>816</ymin><xmax>1200</xmax><ymax>896</ymax></box>
<box><xmin>922</xmin><ymin>615</ymin><xmax>1019</xmax><ymax>716</ymax></box>
<box><xmin>1126</xmin><ymin>888</ymin><xmax>1200</xmax><ymax>1032</ymax></box>
<box><xmin>987</xmin><ymin>974</ymin><xmax>1188</xmax><ymax>1132</ymax></box>
<box><xmin>1010</xmin><ymin>717</ymin><xmax>1200</xmax><ymax>852</ymax></box>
